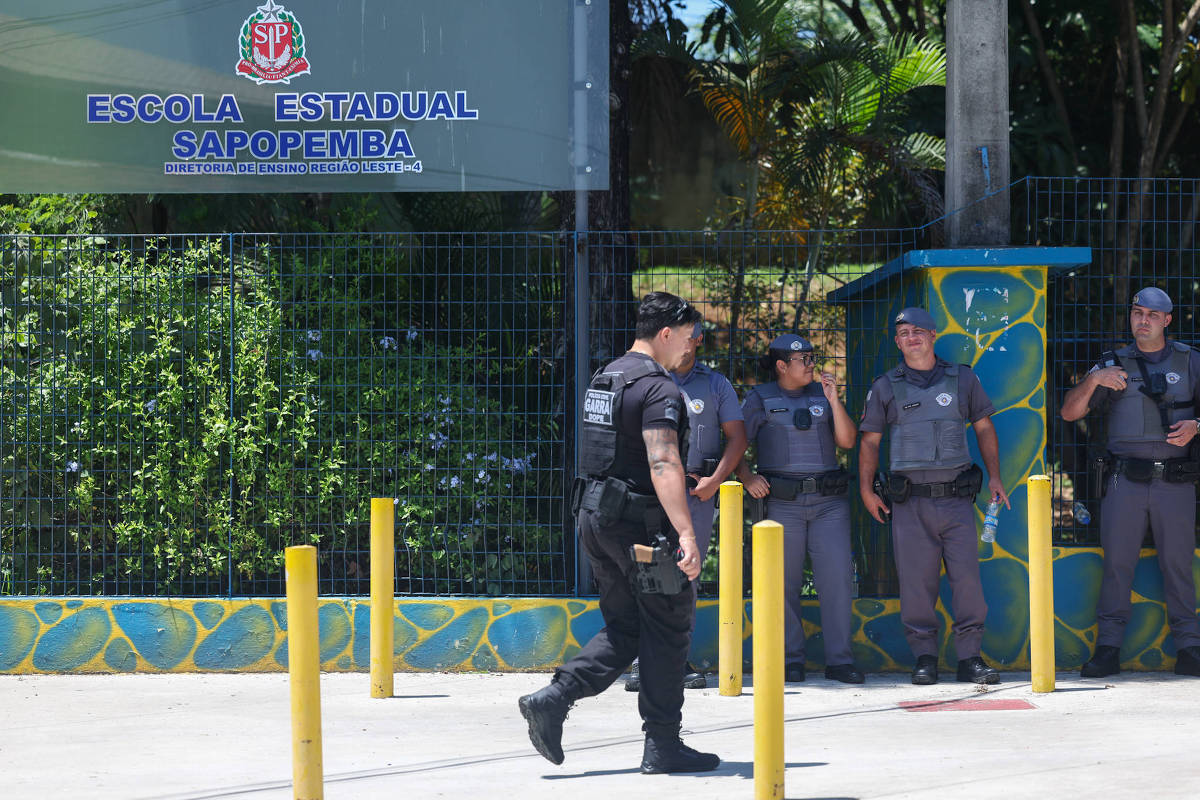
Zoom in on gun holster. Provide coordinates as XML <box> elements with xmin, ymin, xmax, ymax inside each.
<box><xmin>884</xmin><ymin>472</ymin><xmax>912</xmax><ymax>503</ymax></box>
<box><xmin>1089</xmin><ymin>454</ymin><xmax>1112</xmax><ymax>499</ymax></box>
<box><xmin>744</xmin><ymin>494</ymin><xmax>766</xmax><ymax>524</ymax></box>
<box><xmin>954</xmin><ymin>464</ymin><xmax>984</xmax><ymax>497</ymax></box>
<box><xmin>629</xmin><ymin>531</ymin><xmax>687</xmax><ymax>595</ymax></box>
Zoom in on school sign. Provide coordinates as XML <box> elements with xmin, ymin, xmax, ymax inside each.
<box><xmin>0</xmin><ymin>0</ymin><xmax>609</xmax><ymax>192</ymax></box>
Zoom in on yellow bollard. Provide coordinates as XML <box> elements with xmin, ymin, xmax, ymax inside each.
<box><xmin>285</xmin><ymin>545</ymin><xmax>323</xmax><ymax>800</ymax></box>
<box><xmin>718</xmin><ymin>480</ymin><xmax>744</xmax><ymax>696</ymax></box>
<box><xmin>370</xmin><ymin>497</ymin><xmax>395</xmax><ymax>699</ymax></box>
<box><xmin>1027</xmin><ymin>475</ymin><xmax>1055</xmax><ymax>692</ymax></box>
<box><xmin>752</xmin><ymin>519</ymin><xmax>785</xmax><ymax>800</ymax></box>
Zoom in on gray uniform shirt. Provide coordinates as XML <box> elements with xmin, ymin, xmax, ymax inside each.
<box><xmin>1086</xmin><ymin>342</ymin><xmax>1200</xmax><ymax>460</ymax></box>
<box><xmin>673</xmin><ymin>363</ymin><xmax>744</xmax><ymax>469</ymax></box>
<box><xmin>860</xmin><ymin>358</ymin><xmax>995</xmax><ymax>483</ymax></box>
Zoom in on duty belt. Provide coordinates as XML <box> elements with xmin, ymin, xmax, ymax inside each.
<box><xmin>908</xmin><ymin>480</ymin><xmax>971</xmax><ymax>498</ymax></box>
<box><xmin>1114</xmin><ymin>458</ymin><xmax>1168</xmax><ymax>481</ymax></box>
<box><xmin>575</xmin><ymin>477</ymin><xmax>663</xmax><ymax>525</ymax></box>
<box><xmin>763</xmin><ymin>470</ymin><xmax>849</xmax><ymax>500</ymax></box>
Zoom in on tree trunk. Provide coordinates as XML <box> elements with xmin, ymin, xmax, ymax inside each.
<box><xmin>1017</xmin><ymin>0</ymin><xmax>1077</xmax><ymax>168</ymax></box>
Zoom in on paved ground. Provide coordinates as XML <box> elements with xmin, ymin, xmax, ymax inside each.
<box><xmin>3</xmin><ymin>669</ymin><xmax>1198</xmax><ymax>800</ymax></box>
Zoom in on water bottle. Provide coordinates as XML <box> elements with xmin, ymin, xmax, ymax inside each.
<box><xmin>1073</xmin><ymin>501</ymin><xmax>1091</xmax><ymax>525</ymax></box>
<box><xmin>981</xmin><ymin>500</ymin><xmax>1000</xmax><ymax>543</ymax></box>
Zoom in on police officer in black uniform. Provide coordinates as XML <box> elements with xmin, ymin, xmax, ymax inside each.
<box><xmin>1060</xmin><ymin>286</ymin><xmax>1200</xmax><ymax>678</ymax></box>
<box><xmin>519</xmin><ymin>292</ymin><xmax>721</xmax><ymax>774</ymax></box>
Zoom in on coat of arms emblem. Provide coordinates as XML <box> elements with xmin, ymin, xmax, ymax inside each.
<box><xmin>235</xmin><ymin>1</ymin><xmax>311</xmax><ymax>85</ymax></box>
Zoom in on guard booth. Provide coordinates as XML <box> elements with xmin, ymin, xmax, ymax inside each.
<box><xmin>828</xmin><ymin>247</ymin><xmax>1091</xmax><ymax>668</ymax></box>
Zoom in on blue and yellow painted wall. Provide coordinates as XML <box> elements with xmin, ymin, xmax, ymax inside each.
<box><xmin>3</xmin><ymin>247</ymin><xmax>1198</xmax><ymax>675</ymax></box>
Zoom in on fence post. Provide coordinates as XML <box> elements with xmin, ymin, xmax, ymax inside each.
<box><xmin>718</xmin><ymin>481</ymin><xmax>743</xmax><ymax>696</ymax></box>
<box><xmin>1027</xmin><ymin>475</ymin><xmax>1055</xmax><ymax>692</ymax></box>
<box><xmin>285</xmin><ymin>545</ymin><xmax>323</xmax><ymax>800</ymax></box>
<box><xmin>753</xmin><ymin>519</ymin><xmax>784</xmax><ymax>800</ymax></box>
<box><xmin>370</xmin><ymin>498</ymin><xmax>395</xmax><ymax>698</ymax></box>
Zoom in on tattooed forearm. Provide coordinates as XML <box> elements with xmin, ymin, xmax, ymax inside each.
<box><xmin>642</xmin><ymin>428</ymin><xmax>682</xmax><ymax>476</ymax></box>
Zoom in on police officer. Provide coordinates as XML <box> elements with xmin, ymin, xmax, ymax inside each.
<box><xmin>625</xmin><ymin>321</ymin><xmax>748</xmax><ymax>692</ymax></box>
<box><xmin>519</xmin><ymin>292</ymin><xmax>721</xmax><ymax>774</ymax></box>
<box><xmin>1059</xmin><ymin>286</ymin><xmax>1200</xmax><ymax>678</ymax></box>
<box><xmin>734</xmin><ymin>334</ymin><xmax>863</xmax><ymax>684</ymax></box>
<box><xmin>858</xmin><ymin>307</ymin><xmax>1009</xmax><ymax>685</ymax></box>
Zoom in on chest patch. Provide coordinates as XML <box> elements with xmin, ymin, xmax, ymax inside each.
<box><xmin>583</xmin><ymin>389</ymin><xmax>614</xmax><ymax>425</ymax></box>
<box><xmin>769</xmin><ymin>407</ymin><xmax>789</xmax><ymax>413</ymax></box>
<box><xmin>902</xmin><ymin>402</ymin><xmax>921</xmax><ymax>411</ymax></box>
<box><xmin>936</xmin><ymin>392</ymin><xmax>954</xmax><ymax>407</ymax></box>
<box><xmin>809</xmin><ymin>405</ymin><xmax>824</xmax><ymax>417</ymax></box>
<box><xmin>1166</xmin><ymin>371</ymin><xmax>1181</xmax><ymax>385</ymax></box>
<box><xmin>688</xmin><ymin>398</ymin><xmax>705</xmax><ymax>414</ymax></box>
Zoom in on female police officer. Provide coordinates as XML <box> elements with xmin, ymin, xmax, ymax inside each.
<box><xmin>734</xmin><ymin>334</ymin><xmax>864</xmax><ymax>683</ymax></box>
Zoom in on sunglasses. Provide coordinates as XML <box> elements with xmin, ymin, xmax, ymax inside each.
<box><xmin>787</xmin><ymin>353</ymin><xmax>817</xmax><ymax>366</ymax></box>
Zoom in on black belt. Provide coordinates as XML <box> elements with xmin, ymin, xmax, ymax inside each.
<box><xmin>763</xmin><ymin>470</ymin><xmax>849</xmax><ymax>500</ymax></box>
<box><xmin>1114</xmin><ymin>458</ymin><xmax>1169</xmax><ymax>481</ymax></box>
<box><xmin>907</xmin><ymin>480</ymin><xmax>971</xmax><ymax>498</ymax></box>
<box><xmin>576</xmin><ymin>477</ymin><xmax>662</xmax><ymax>524</ymax></box>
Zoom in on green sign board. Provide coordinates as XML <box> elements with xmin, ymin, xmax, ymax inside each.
<box><xmin>0</xmin><ymin>1</ymin><xmax>609</xmax><ymax>192</ymax></box>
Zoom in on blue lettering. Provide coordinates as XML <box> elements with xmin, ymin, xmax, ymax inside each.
<box><xmin>196</xmin><ymin>130</ymin><xmax>225</xmax><ymax>158</ymax></box>
<box><xmin>192</xmin><ymin>94</ymin><xmax>215</xmax><ymax>123</ymax></box>
<box><xmin>345</xmin><ymin>93</ymin><xmax>372</xmax><ymax>121</ymax></box>
<box><xmin>111</xmin><ymin>95</ymin><xmax>136</xmax><ymax>123</ymax></box>
<box><xmin>454</xmin><ymin>91</ymin><xmax>479</xmax><ymax>119</ymax></box>
<box><xmin>303</xmin><ymin>130</ymin><xmax>328</xmax><ymax>158</ymax></box>
<box><xmin>374</xmin><ymin>92</ymin><xmax>399</xmax><ymax>121</ymax></box>
<box><xmin>299</xmin><ymin>92</ymin><xmax>324</xmax><ymax>121</ymax></box>
<box><xmin>276</xmin><ymin>93</ymin><xmax>298</xmax><ymax>121</ymax></box>
<box><xmin>386</xmin><ymin>129</ymin><xmax>415</xmax><ymax>158</ymax></box>
<box><xmin>215</xmin><ymin>94</ymin><xmax>242</xmax><ymax>123</ymax></box>
<box><xmin>226</xmin><ymin>130</ymin><xmax>249</xmax><ymax>156</ymax></box>
<box><xmin>328</xmin><ymin>130</ymin><xmax>358</xmax><ymax>158</ymax></box>
<box><xmin>428</xmin><ymin>91</ymin><xmax>454</xmax><ymax>120</ymax></box>
<box><xmin>277</xmin><ymin>130</ymin><xmax>302</xmax><ymax>158</ymax></box>
<box><xmin>163</xmin><ymin>95</ymin><xmax>189</xmax><ymax>123</ymax></box>
<box><xmin>171</xmin><ymin>130</ymin><xmax>197</xmax><ymax>158</ymax></box>
<box><xmin>87</xmin><ymin>95</ymin><xmax>110</xmax><ymax>123</ymax></box>
<box><xmin>137</xmin><ymin>94</ymin><xmax>163</xmax><ymax>123</ymax></box>
<box><xmin>325</xmin><ymin>92</ymin><xmax>349</xmax><ymax>120</ymax></box>
<box><xmin>401</xmin><ymin>91</ymin><xmax>427</xmax><ymax>120</ymax></box>
<box><xmin>362</xmin><ymin>130</ymin><xmax>386</xmax><ymax>158</ymax></box>
<box><xmin>250</xmin><ymin>130</ymin><xmax>276</xmax><ymax>158</ymax></box>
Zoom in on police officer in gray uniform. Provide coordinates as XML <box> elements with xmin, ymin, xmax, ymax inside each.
<box><xmin>1060</xmin><ymin>286</ymin><xmax>1200</xmax><ymax>678</ymax></box>
<box><xmin>858</xmin><ymin>308</ymin><xmax>1009</xmax><ymax>685</ymax></box>
<box><xmin>519</xmin><ymin>292</ymin><xmax>720</xmax><ymax>775</ymax></box>
<box><xmin>735</xmin><ymin>334</ymin><xmax>864</xmax><ymax>684</ymax></box>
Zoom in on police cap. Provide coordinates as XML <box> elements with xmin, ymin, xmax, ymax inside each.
<box><xmin>768</xmin><ymin>334</ymin><xmax>813</xmax><ymax>352</ymax></box>
<box><xmin>893</xmin><ymin>307</ymin><xmax>937</xmax><ymax>332</ymax></box>
<box><xmin>1131</xmin><ymin>286</ymin><xmax>1172</xmax><ymax>312</ymax></box>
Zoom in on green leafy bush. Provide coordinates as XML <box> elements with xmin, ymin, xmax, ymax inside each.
<box><xmin>1</xmin><ymin>236</ymin><xmax>564</xmax><ymax>596</ymax></box>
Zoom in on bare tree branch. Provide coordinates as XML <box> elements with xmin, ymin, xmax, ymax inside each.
<box><xmin>1017</xmin><ymin>0</ymin><xmax>1077</xmax><ymax>168</ymax></box>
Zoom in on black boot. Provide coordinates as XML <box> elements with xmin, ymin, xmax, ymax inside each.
<box><xmin>911</xmin><ymin>654</ymin><xmax>938</xmax><ymax>685</ymax></box>
<box><xmin>824</xmin><ymin>663</ymin><xmax>866</xmax><ymax>684</ymax></box>
<box><xmin>1081</xmin><ymin>645</ymin><xmax>1121</xmax><ymax>678</ymax></box>
<box><xmin>683</xmin><ymin>662</ymin><xmax>708</xmax><ymax>689</ymax></box>
<box><xmin>641</xmin><ymin>733</ymin><xmax>720</xmax><ymax>774</ymax></box>
<box><xmin>956</xmin><ymin>656</ymin><xmax>1000</xmax><ymax>684</ymax></box>
<box><xmin>518</xmin><ymin>680</ymin><xmax>574</xmax><ymax>765</ymax></box>
<box><xmin>1174</xmin><ymin>646</ymin><xmax>1200</xmax><ymax>676</ymax></box>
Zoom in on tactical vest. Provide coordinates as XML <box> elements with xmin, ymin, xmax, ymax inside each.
<box><xmin>752</xmin><ymin>382</ymin><xmax>838</xmax><ymax>474</ymax></box>
<box><xmin>579</xmin><ymin>356</ymin><xmax>688</xmax><ymax>481</ymax></box>
<box><xmin>887</xmin><ymin>364</ymin><xmax>971</xmax><ymax>472</ymax></box>
<box><xmin>675</xmin><ymin>363</ymin><xmax>723</xmax><ymax>470</ymax></box>
<box><xmin>1107</xmin><ymin>342</ymin><xmax>1195</xmax><ymax>446</ymax></box>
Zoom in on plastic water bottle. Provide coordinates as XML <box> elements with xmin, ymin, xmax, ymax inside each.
<box><xmin>1073</xmin><ymin>501</ymin><xmax>1091</xmax><ymax>525</ymax></box>
<box><xmin>981</xmin><ymin>500</ymin><xmax>1001</xmax><ymax>543</ymax></box>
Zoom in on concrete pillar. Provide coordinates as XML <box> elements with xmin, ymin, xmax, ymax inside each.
<box><xmin>946</xmin><ymin>0</ymin><xmax>1010</xmax><ymax>246</ymax></box>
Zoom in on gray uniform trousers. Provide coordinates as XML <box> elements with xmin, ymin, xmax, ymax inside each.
<box><xmin>1097</xmin><ymin>474</ymin><xmax>1200</xmax><ymax>649</ymax></box>
<box><xmin>890</xmin><ymin>494</ymin><xmax>987</xmax><ymax>659</ymax></box>
<box><xmin>688</xmin><ymin>493</ymin><xmax>719</xmax><ymax>564</ymax></box>
<box><xmin>765</xmin><ymin>494</ymin><xmax>854</xmax><ymax>667</ymax></box>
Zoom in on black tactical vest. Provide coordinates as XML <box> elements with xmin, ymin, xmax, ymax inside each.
<box><xmin>579</xmin><ymin>357</ymin><xmax>688</xmax><ymax>482</ymax></box>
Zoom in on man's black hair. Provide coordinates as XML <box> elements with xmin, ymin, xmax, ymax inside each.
<box><xmin>635</xmin><ymin>291</ymin><xmax>702</xmax><ymax>340</ymax></box>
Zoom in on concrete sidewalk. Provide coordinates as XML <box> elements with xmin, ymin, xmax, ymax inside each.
<box><xmin>2</xmin><ymin>670</ymin><xmax>1197</xmax><ymax>800</ymax></box>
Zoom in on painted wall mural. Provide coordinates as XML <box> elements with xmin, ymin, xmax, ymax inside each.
<box><xmin>1</xmin><ymin>566</ymin><xmax>1196</xmax><ymax>675</ymax></box>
